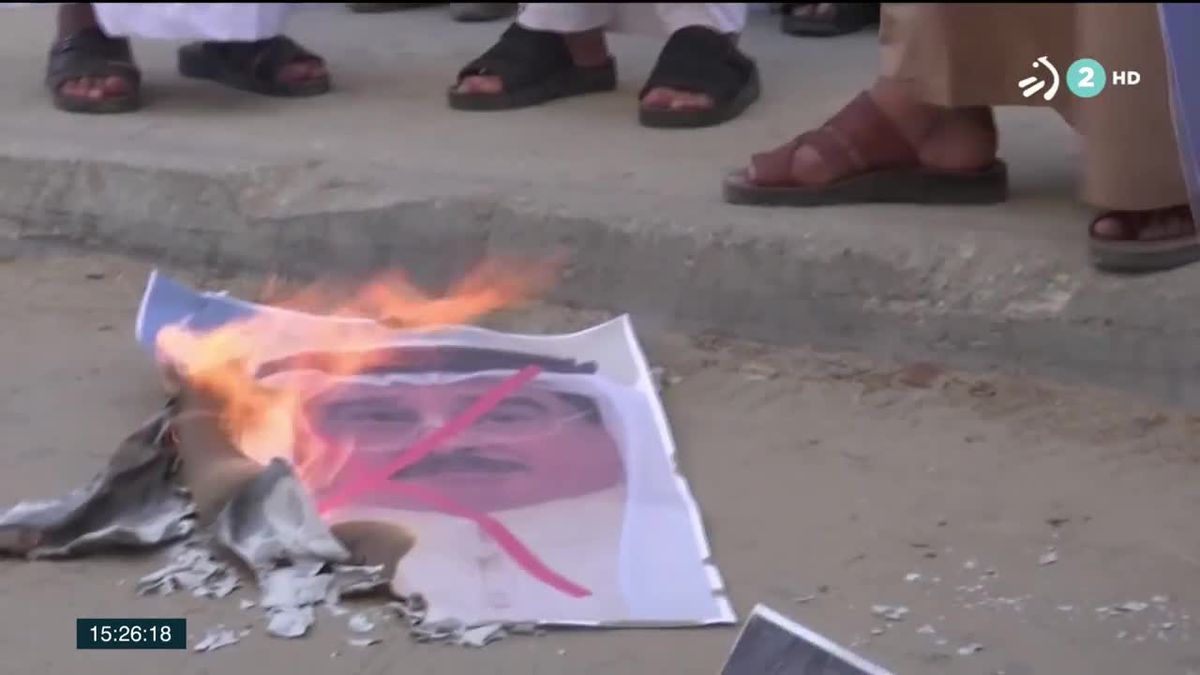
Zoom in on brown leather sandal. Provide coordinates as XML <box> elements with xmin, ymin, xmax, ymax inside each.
<box><xmin>723</xmin><ymin>92</ymin><xmax>1007</xmax><ymax>206</ymax></box>
<box><xmin>1089</xmin><ymin>205</ymin><xmax>1200</xmax><ymax>273</ymax></box>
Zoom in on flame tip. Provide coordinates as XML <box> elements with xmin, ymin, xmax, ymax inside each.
<box><xmin>158</xmin><ymin>258</ymin><xmax>549</xmax><ymax>472</ymax></box>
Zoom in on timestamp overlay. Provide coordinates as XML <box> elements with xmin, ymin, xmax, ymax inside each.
<box><xmin>76</xmin><ymin>618</ymin><xmax>187</xmax><ymax>650</ymax></box>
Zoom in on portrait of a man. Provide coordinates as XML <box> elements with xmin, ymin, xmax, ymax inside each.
<box><xmin>257</xmin><ymin>346</ymin><xmax>635</xmax><ymax>622</ymax></box>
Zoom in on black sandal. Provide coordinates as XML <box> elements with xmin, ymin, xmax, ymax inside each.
<box><xmin>448</xmin><ymin>24</ymin><xmax>617</xmax><ymax>111</ymax></box>
<box><xmin>177</xmin><ymin>36</ymin><xmax>330</xmax><ymax>97</ymax></box>
<box><xmin>450</xmin><ymin>3</ymin><xmax>517</xmax><ymax>23</ymax></box>
<box><xmin>781</xmin><ymin>3</ymin><xmax>880</xmax><ymax>38</ymax></box>
<box><xmin>1089</xmin><ymin>206</ymin><xmax>1200</xmax><ymax>273</ymax></box>
<box><xmin>638</xmin><ymin>26</ymin><xmax>760</xmax><ymax>129</ymax></box>
<box><xmin>45</xmin><ymin>27</ymin><xmax>141</xmax><ymax>114</ymax></box>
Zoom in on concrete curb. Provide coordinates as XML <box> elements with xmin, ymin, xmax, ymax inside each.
<box><xmin>2</xmin><ymin>152</ymin><xmax>1198</xmax><ymax>406</ymax></box>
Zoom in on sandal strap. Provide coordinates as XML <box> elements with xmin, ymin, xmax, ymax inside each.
<box><xmin>45</xmin><ymin>27</ymin><xmax>139</xmax><ymax>90</ymax></box>
<box><xmin>638</xmin><ymin>26</ymin><xmax>755</xmax><ymax>103</ymax></box>
<box><xmin>457</xmin><ymin>24</ymin><xmax>573</xmax><ymax>90</ymax></box>
<box><xmin>749</xmin><ymin>92</ymin><xmax>918</xmax><ymax>186</ymax></box>
<box><xmin>197</xmin><ymin>36</ymin><xmax>323</xmax><ymax>84</ymax></box>
<box><xmin>249</xmin><ymin>36</ymin><xmax>323</xmax><ymax>82</ymax></box>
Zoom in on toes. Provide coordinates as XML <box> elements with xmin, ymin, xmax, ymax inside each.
<box><xmin>457</xmin><ymin>75</ymin><xmax>503</xmax><ymax>94</ymax></box>
<box><xmin>670</xmin><ymin>91</ymin><xmax>712</xmax><ymax>111</ymax></box>
<box><xmin>640</xmin><ymin>87</ymin><xmax>713</xmax><ymax>111</ymax></box>
<box><xmin>275</xmin><ymin>60</ymin><xmax>327</xmax><ymax>84</ymax></box>
<box><xmin>789</xmin><ymin>144</ymin><xmax>841</xmax><ymax>186</ymax></box>
<box><xmin>640</xmin><ymin>87</ymin><xmax>672</xmax><ymax>108</ymax></box>
<box><xmin>742</xmin><ymin>142</ymin><xmax>835</xmax><ymax>188</ymax></box>
<box><xmin>78</xmin><ymin>77</ymin><xmax>106</xmax><ymax>100</ymax></box>
<box><xmin>102</xmin><ymin>75</ymin><xmax>130</xmax><ymax>96</ymax></box>
<box><xmin>789</xmin><ymin>3</ymin><xmax>837</xmax><ymax>19</ymax></box>
<box><xmin>1140</xmin><ymin>213</ymin><xmax>1195</xmax><ymax>241</ymax></box>
<box><xmin>60</xmin><ymin>74</ymin><xmax>134</xmax><ymax>102</ymax></box>
<box><xmin>277</xmin><ymin>61</ymin><xmax>310</xmax><ymax>84</ymax></box>
<box><xmin>1090</xmin><ymin>215</ymin><xmax>1128</xmax><ymax>241</ymax></box>
<box><xmin>60</xmin><ymin>78</ymin><xmax>88</xmax><ymax>97</ymax></box>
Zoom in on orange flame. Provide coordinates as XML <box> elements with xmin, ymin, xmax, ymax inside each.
<box><xmin>157</xmin><ymin>258</ymin><xmax>557</xmax><ymax>481</ymax></box>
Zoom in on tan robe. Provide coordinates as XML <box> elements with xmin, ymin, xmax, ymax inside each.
<box><xmin>880</xmin><ymin>3</ymin><xmax>1186</xmax><ymax>210</ymax></box>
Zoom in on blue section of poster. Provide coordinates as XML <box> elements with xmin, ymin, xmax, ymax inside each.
<box><xmin>135</xmin><ymin>271</ymin><xmax>258</xmax><ymax>352</ymax></box>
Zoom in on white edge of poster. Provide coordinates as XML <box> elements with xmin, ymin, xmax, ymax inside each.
<box><xmin>133</xmin><ymin>267</ymin><xmax>160</xmax><ymax>344</ymax></box>
<box><xmin>617</xmin><ymin>313</ymin><xmax>737</xmax><ymax>625</ymax></box>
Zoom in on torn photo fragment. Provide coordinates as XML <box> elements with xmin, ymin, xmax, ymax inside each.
<box><xmin>722</xmin><ymin>605</ymin><xmax>894</xmax><ymax>675</ymax></box>
<box><xmin>136</xmin><ymin>270</ymin><xmax>734</xmax><ymax>628</ymax></box>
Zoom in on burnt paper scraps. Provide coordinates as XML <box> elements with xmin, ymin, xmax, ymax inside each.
<box><xmin>0</xmin><ymin>397</ymin><xmax>387</xmax><ymax>642</ymax></box>
<box><xmin>0</xmin><ymin>404</ymin><xmax>195</xmax><ymax>558</ymax></box>
<box><xmin>214</xmin><ymin>458</ymin><xmax>350</xmax><ymax>569</ymax></box>
<box><xmin>212</xmin><ymin>458</ymin><xmax>388</xmax><ymax>638</ymax></box>
<box><xmin>137</xmin><ymin>540</ymin><xmax>239</xmax><ymax>598</ymax></box>
<box><xmin>136</xmin><ymin>455</ymin><xmax>389</xmax><ymax>640</ymax></box>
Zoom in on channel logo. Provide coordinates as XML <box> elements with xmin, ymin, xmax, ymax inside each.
<box><xmin>1018</xmin><ymin>56</ymin><xmax>1060</xmax><ymax>101</ymax></box>
<box><xmin>1018</xmin><ymin>57</ymin><xmax>1140</xmax><ymax>100</ymax></box>
<box><xmin>1066</xmin><ymin>58</ymin><xmax>1106</xmax><ymax>98</ymax></box>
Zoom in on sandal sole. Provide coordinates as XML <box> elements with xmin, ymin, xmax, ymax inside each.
<box><xmin>178</xmin><ymin>47</ymin><xmax>331</xmax><ymax>98</ymax></box>
<box><xmin>447</xmin><ymin>63</ymin><xmax>616</xmax><ymax>112</ymax></box>
<box><xmin>639</xmin><ymin>69</ymin><xmax>761</xmax><ymax>129</ymax></box>
<box><xmin>722</xmin><ymin>161</ymin><xmax>1009</xmax><ymax>206</ymax></box>
<box><xmin>1090</xmin><ymin>238</ymin><xmax>1200</xmax><ymax>274</ymax></box>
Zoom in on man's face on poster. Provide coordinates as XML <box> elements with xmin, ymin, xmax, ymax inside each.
<box><xmin>301</xmin><ymin>375</ymin><xmax>626</xmax><ymax>513</ymax></box>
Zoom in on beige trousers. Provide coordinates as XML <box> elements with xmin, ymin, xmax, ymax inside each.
<box><xmin>880</xmin><ymin>3</ymin><xmax>1185</xmax><ymax>211</ymax></box>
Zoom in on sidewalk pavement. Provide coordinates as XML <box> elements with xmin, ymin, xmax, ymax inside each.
<box><xmin>0</xmin><ymin>4</ymin><xmax>1197</xmax><ymax>405</ymax></box>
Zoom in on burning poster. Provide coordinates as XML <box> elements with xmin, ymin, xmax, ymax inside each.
<box><xmin>136</xmin><ymin>270</ymin><xmax>735</xmax><ymax>628</ymax></box>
